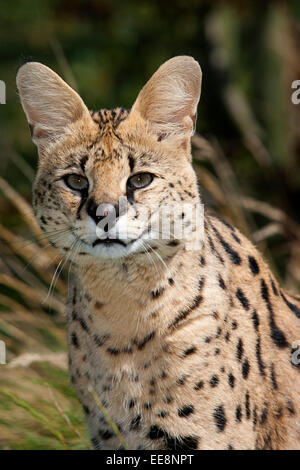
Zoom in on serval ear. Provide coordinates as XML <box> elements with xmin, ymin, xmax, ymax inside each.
<box><xmin>16</xmin><ymin>62</ymin><xmax>92</xmax><ymax>147</ymax></box>
<box><xmin>131</xmin><ymin>56</ymin><xmax>202</xmax><ymax>140</ymax></box>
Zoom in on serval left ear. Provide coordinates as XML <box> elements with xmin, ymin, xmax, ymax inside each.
<box><xmin>16</xmin><ymin>62</ymin><xmax>93</xmax><ymax>148</ymax></box>
<box><xmin>130</xmin><ymin>56</ymin><xmax>202</xmax><ymax>141</ymax></box>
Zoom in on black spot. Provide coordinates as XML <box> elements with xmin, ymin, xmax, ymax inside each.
<box><xmin>178</xmin><ymin>405</ymin><xmax>195</xmax><ymax>417</ymax></box>
<box><xmin>270</xmin><ymin>363</ymin><xmax>278</xmax><ymax>389</ymax></box>
<box><xmin>260</xmin><ymin>405</ymin><xmax>268</xmax><ymax>424</ymax></box>
<box><xmin>93</xmin><ymin>334</ymin><xmax>104</xmax><ymax>347</ymax></box>
<box><xmin>242</xmin><ymin>358</ymin><xmax>250</xmax><ymax>379</ymax></box>
<box><xmin>281</xmin><ymin>291</ymin><xmax>300</xmax><ymax>319</ymax></box>
<box><xmin>144</xmin><ymin>402</ymin><xmax>152</xmax><ymax>409</ymax></box>
<box><xmin>152</xmin><ymin>287</ymin><xmax>165</xmax><ymax>299</ymax></box>
<box><xmin>98</xmin><ymin>429</ymin><xmax>113</xmax><ymax>440</ymax></box>
<box><xmin>72</xmin><ymin>287</ymin><xmax>77</xmax><ymax>305</ymax></box>
<box><xmin>209</xmin><ymin>375</ymin><xmax>219</xmax><ymax>388</ymax></box>
<box><xmin>107</xmin><ymin>347</ymin><xmax>119</xmax><ymax>355</ymax></box>
<box><xmin>72</xmin><ymin>311</ymin><xmax>78</xmax><ymax>321</ymax></box>
<box><xmin>213</xmin><ymin>405</ymin><xmax>227</xmax><ymax>432</ymax></box>
<box><xmin>83</xmin><ymin>405</ymin><xmax>90</xmax><ymax>415</ymax></box>
<box><xmin>158</xmin><ymin>410</ymin><xmax>168</xmax><ymax>418</ymax></box>
<box><xmin>236</xmin><ymin>288</ymin><xmax>250</xmax><ymax>311</ymax></box>
<box><xmin>79</xmin><ymin>317</ymin><xmax>89</xmax><ymax>333</ymax></box>
<box><xmin>147</xmin><ymin>425</ymin><xmax>165</xmax><ymax>440</ymax></box>
<box><xmin>261</xmin><ymin>431</ymin><xmax>273</xmax><ymax>450</ymax></box>
<box><xmin>207</xmin><ymin>235</ymin><xmax>224</xmax><ymax>264</ymax></box>
<box><xmin>231</xmin><ymin>320</ymin><xmax>238</xmax><ymax>330</ymax></box>
<box><xmin>165</xmin><ymin>434</ymin><xmax>199</xmax><ymax>450</ymax></box>
<box><xmin>128</xmin><ymin>399</ymin><xmax>136</xmax><ymax>409</ymax></box>
<box><xmin>194</xmin><ymin>380</ymin><xmax>204</xmax><ymax>391</ymax></box>
<box><xmin>236</xmin><ymin>405</ymin><xmax>242</xmax><ymax>422</ymax></box>
<box><xmin>167</xmin><ymin>240</ymin><xmax>179</xmax><ymax>246</ymax></box>
<box><xmin>270</xmin><ymin>278</ymin><xmax>279</xmax><ymax>296</ymax></box>
<box><xmin>261</xmin><ymin>279</ymin><xmax>288</xmax><ymax>348</ymax></box>
<box><xmin>164</xmin><ymin>396</ymin><xmax>173</xmax><ymax>404</ymax></box>
<box><xmin>177</xmin><ymin>375</ymin><xmax>188</xmax><ymax>386</ymax></box>
<box><xmin>225</xmin><ymin>332</ymin><xmax>230</xmax><ymax>342</ymax></box>
<box><xmin>248</xmin><ymin>256</ymin><xmax>259</xmax><ymax>275</ymax></box>
<box><xmin>168</xmin><ymin>277</ymin><xmax>175</xmax><ymax>285</ymax></box>
<box><xmin>218</xmin><ymin>274</ymin><xmax>226</xmax><ymax>290</ymax></box>
<box><xmin>205</xmin><ymin>336</ymin><xmax>211</xmax><ymax>343</ymax></box>
<box><xmin>80</xmin><ymin>155</ymin><xmax>89</xmax><ymax>172</ymax></box>
<box><xmin>130</xmin><ymin>415</ymin><xmax>141</xmax><ymax>430</ymax></box>
<box><xmin>255</xmin><ymin>336</ymin><xmax>266</xmax><ymax>377</ymax></box>
<box><xmin>170</xmin><ymin>294</ymin><xmax>203</xmax><ymax>328</ymax></box>
<box><xmin>228</xmin><ymin>373</ymin><xmax>235</xmax><ymax>388</ymax></box>
<box><xmin>245</xmin><ymin>392</ymin><xmax>250</xmax><ymax>420</ymax></box>
<box><xmin>286</xmin><ymin>398</ymin><xmax>295</xmax><ymax>415</ymax></box>
<box><xmin>91</xmin><ymin>437</ymin><xmax>101</xmax><ymax>449</ymax></box>
<box><xmin>253</xmin><ymin>406</ymin><xmax>257</xmax><ymax>427</ymax></box>
<box><xmin>251</xmin><ymin>310</ymin><xmax>259</xmax><ymax>331</ymax></box>
<box><xmin>199</xmin><ymin>256</ymin><xmax>206</xmax><ymax>266</ymax></box>
<box><xmin>128</xmin><ymin>155</ymin><xmax>135</xmax><ymax>172</ymax></box>
<box><xmin>183</xmin><ymin>346</ymin><xmax>197</xmax><ymax>356</ymax></box>
<box><xmin>210</xmin><ymin>223</ymin><xmax>242</xmax><ymax>265</ymax></box>
<box><xmin>71</xmin><ymin>332</ymin><xmax>79</xmax><ymax>348</ymax></box>
<box><xmin>137</xmin><ymin>331</ymin><xmax>155</xmax><ymax>350</ymax></box>
<box><xmin>236</xmin><ymin>338</ymin><xmax>244</xmax><ymax>362</ymax></box>
<box><xmin>274</xmin><ymin>407</ymin><xmax>283</xmax><ymax>419</ymax></box>
<box><xmin>198</xmin><ymin>276</ymin><xmax>205</xmax><ymax>290</ymax></box>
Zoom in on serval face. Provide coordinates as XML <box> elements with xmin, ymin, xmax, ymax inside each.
<box><xmin>17</xmin><ymin>57</ymin><xmax>202</xmax><ymax>262</ymax></box>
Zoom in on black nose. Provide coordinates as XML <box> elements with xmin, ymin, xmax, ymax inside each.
<box><xmin>86</xmin><ymin>198</ymin><xmax>119</xmax><ymax>231</ymax></box>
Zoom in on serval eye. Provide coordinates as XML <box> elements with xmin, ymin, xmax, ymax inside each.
<box><xmin>64</xmin><ymin>174</ymin><xmax>88</xmax><ymax>192</ymax></box>
<box><xmin>127</xmin><ymin>172</ymin><xmax>154</xmax><ymax>190</ymax></box>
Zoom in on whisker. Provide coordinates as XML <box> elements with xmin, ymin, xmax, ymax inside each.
<box><xmin>21</xmin><ymin>230</ymin><xmax>73</xmax><ymax>273</ymax></box>
<box><xmin>67</xmin><ymin>238</ymin><xmax>82</xmax><ymax>295</ymax></box>
<box><xmin>43</xmin><ymin>237</ymin><xmax>78</xmax><ymax>307</ymax></box>
<box><xmin>140</xmin><ymin>240</ymin><xmax>159</xmax><ymax>276</ymax></box>
<box><xmin>146</xmin><ymin>242</ymin><xmax>172</xmax><ymax>278</ymax></box>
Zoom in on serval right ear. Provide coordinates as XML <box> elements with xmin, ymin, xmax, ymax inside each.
<box><xmin>131</xmin><ymin>56</ymin><xmax>202</xmax><ymax>141</ymax></box>
<box><xmin>16</xmin><ymin>62</ymin><xmax>93</xmax><ymax>148</ymax></box>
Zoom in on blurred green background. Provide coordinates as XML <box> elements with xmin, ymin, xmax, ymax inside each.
<box><xmin>0</xmin><ymin>0</ymin><xmax>299</xmax><ymax>450</ymax></box>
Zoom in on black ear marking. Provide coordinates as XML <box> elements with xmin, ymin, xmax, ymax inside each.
<box><xmin>191</xmin><ymin>112</ymin><xmax>197</xmax><ymax>133</ymax></box>
<box><xmin>129</xmin><ymin>155</ymin><xmax>135</xmax><ymax>172</ymax></box>
<box><xmin>28</xmin><ymin>123</ymin><xmax>34</xmax><ymax>138</ymax></box>
<box><xmin>157</xmin><ymin>132</ymin><xmax>167</xmax><ymax>142</ymax></box>
<box><xmin>17</xmin><ymin>56</ymin><xmax>35</xmax><ymax>73</ymax></box>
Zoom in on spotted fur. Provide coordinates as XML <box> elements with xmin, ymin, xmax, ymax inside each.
<box><xmin>17</xmin><ymin>57</ymin><xmax>300</xmax><ymax>449</ymax></box>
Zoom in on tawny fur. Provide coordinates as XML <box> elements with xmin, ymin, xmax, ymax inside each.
<box><xmin>17</xmin><ymin>57</ymin><xmax>300</xmax><ymax>450</ymax></box>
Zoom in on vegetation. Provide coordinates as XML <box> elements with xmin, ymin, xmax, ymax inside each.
<box><xmin>0</xmin><ymin>0</ymin><xmax>299</xmax><ymax>450</ymax></box>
